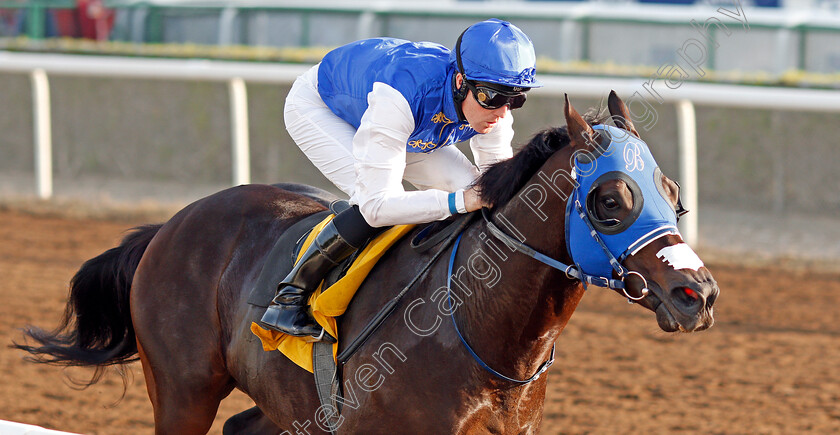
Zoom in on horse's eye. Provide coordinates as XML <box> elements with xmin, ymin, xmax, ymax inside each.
<box><xmin>602</xmin><ymin>197</ymin><xmax>619</xmax><ymax>210</ymax></box>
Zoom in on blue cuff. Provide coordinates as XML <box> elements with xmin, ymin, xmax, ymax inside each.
<box><xmin>448</xmin><ymin>192</ymin><xmax>458</xmax><ymax>214</ymax></box>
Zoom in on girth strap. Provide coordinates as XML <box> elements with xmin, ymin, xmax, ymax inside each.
<box><xmin>313</xmin><ymin>340</ymin><xmax>341</xmax><ymax>434</ymax></box>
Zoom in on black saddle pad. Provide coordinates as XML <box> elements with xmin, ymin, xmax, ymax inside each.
<box><xmin>247</xmin><ymin>200</ymin><xmax>365</xmax><ymax>309</ymax></box>
<box><xmin>247</xmin><ymin>210</ymin><xmax>332</xmax><ymax>308</ymax></box>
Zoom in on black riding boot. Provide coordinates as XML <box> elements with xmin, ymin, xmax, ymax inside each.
<box><xmin>259</xmin><ymin>220</ymin><xmax>357</xmax><ymax>342</ymax></box>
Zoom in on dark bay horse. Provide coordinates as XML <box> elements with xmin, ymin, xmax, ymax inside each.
<box><xmin>15</xmin><ymin>93</ymin><xmax>718</xmax><ymax>434</ymax></box>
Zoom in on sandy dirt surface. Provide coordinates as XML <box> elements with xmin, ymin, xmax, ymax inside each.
<box><xmin>1</xmin><ymin>209</ymin><xmax>838</xmax><ymax>434</ymax></box>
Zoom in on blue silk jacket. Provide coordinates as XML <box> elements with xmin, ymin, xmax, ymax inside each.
<box><xmin>317</xmin><ymin>38</ymin><xmax>479</xmax><ymax>153</ymax></box>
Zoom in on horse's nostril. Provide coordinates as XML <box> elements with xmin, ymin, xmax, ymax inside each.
<box><xmin>672</xmin><ymin>286</ymin><xmax>702</xmax><ymax>308</ymax></box>
<box><xmin>706</xmin><ymin>287</ymin><xmax>718</xmax><ymax>309</ymax></box>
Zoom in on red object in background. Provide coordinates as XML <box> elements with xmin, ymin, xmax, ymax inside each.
<box><xmin>78</xmin><ymin>0</ymin><xmax>114</xmax><ymax>40</ymax></box>
<box><xmin>52</xmin><ymin>9</ymin><xmax>77</xmax><ymax>36</ymax></box>
<box><xmin>51</xmin><ymin>0</ymin><xmax>114</xmax><ymax>40</ymax></box>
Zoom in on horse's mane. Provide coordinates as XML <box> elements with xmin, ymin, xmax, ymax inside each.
<box><xmin>475</xmin><ymin>112</ymin><xmax>604</xmax><ymax>208</ymax></box>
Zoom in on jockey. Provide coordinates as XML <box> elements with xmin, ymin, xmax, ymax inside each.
<box><xmin>260</xmin><ymin>18</ymin><xmax>542</xmax><ymax>342</ymax></box>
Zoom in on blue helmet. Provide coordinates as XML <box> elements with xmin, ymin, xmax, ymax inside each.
<box><xmin>452</xmin><ymin>19</ymin><xmax>542</xmax><ymax>89</ymax></box>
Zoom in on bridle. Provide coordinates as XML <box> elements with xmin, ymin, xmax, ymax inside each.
<box><xmin>445</xmin><ymin>125</ymin><xmax>689</xmax><ymax>385</ymax></box>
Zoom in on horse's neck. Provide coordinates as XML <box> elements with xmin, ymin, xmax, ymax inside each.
<box><xmin>457</xmin><ymin>151</ymin><xmax>585</xmax><ymax>383</ymax></box>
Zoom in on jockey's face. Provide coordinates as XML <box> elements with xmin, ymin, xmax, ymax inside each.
<box><xmin>456</xmin><ymin>74</ymin><xmax>510</xmax><ymax>134</ymax></box>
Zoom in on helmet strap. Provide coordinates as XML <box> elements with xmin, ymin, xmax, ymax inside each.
<box><xmin>455</xmin><ymin>27</ymin><xmax>467</xmax><ymax>77</ymax></box>
<box><xmin>453</xmin><ymin>27</ymin><xmax>469</xmax><ymax>122</ymax></box>
<box><xmin>453</xmin><ymin>73</ymin><xmax>467</xmax><ymax>122</ymax></box>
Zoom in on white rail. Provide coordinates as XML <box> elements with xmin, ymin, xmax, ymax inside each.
<box><xmin>675</xmin><ymin>100</ymin><xmax>698</xmax><ymax>247</ymax></box>
<box><xmin>228</xmin><ymin>77</ymin><xmax>251</xmax><ymax>186</ymax></box>
<box><xmin>0</xmin><ymin>50</ymin><xmax>308</xmax><ymax>199</ymax></box>
<box><xmin>30</xmin><ymin>68</ymin><xmax>52</xmax><ymax>199</ymax></box>
<box><xmin>0</xmin><ymin>419</ymin><xmax>81</xmax><ymax>435</ymax></box>
<box><xmin>4</xmin><ymin>51</ymin><xmax>840</xmax><ymax>245</ymax></box>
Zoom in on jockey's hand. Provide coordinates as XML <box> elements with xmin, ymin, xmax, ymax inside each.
<box><xmin>464</xmin><ymin>186</ymin><xmax>491</xmax><ymax>212</ymax></box>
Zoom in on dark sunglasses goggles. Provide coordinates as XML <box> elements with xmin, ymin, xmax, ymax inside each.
<box><xmin>465</xmin><ymin>80</ymin><xmax>527</xmax><ymax>110</ymax></box>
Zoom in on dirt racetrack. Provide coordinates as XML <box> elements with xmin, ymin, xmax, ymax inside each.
<box><xmin>1</xmin><ymin>208</ymin><xmax>839</xmax><ymax>434</ymax></box>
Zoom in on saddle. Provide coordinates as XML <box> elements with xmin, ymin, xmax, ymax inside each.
<box><xmin>248</xmin><ymin>201</ymin><xmax>475</xmax><ymax>371</ymax></box>
<box><xmin>249</xmin><ymin>202</ymin><xmax>416</xmax><ymax>372</ymax></box>
<box><xmin>247</xmin><ymin>200</ymin><xmax>357</xmax><ymax>309</ymax></box>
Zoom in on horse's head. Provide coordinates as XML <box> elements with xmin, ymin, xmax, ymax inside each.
<box><xmin>564</xmin><ymin>92</ymin><xmax>718</xmax><ymax>332</ymax></box>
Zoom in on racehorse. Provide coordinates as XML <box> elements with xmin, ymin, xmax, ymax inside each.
<box><xmin>15</xmin><ymin>92</ymin><xmax>718</xmax><ymax>434</ymax></box>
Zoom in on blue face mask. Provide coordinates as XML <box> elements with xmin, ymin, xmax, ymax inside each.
<box><xmin>565</xmin><ymin>124</ymin><xmax>682</xmax><ymax>278</ymax></box>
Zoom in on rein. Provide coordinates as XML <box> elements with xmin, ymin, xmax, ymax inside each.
<box><xmin>482</xmin><ymin>208</ymin><xmax>649</xmax><ymax>302</ymax></box>
<box><xmin>443</xmin><ymin>203</ymin><xmax>652</xmax><ymax>385</ymax></box>
<box><xmin>339</xmin><ymin>178</ymin><xmax>658</xmax><ymax>380</ymax></box>
<box><xmin>446</xmin><ymin>233</ymin><xmax>555</xmax><ymax>384</ymax></box>
<box><xmin>336</xmin><ymin>213</ymin><xmax>476</xmax><ymax>364</ymax></box>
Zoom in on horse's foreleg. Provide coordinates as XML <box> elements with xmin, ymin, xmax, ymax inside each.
<box><xmin>223</xmin><ymin>406</ymin><xmax>283</xmax><ymax>435</ymax></box>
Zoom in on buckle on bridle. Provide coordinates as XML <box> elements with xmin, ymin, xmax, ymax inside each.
<box><xmin>621</xmin><ymin>270</ymin><xmax>649</xmax><ymax>303</ymax></box>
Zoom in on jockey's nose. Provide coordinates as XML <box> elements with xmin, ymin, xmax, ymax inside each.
<box><xmin>492</xmin><ymin>105</ymin><xmax>510</xmax><ymax>117</ymax></box>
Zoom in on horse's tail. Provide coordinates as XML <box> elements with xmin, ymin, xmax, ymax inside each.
<box><xmin>13</xmin><ymin>224</ymin><xmax>162</xmax><ymax>385</ymax></box>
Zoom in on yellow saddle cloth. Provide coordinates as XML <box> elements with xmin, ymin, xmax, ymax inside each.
<box><xmin>251</xmin><ymin>214</ymin><xmax>414</xmax><ymax>373</ymax></box>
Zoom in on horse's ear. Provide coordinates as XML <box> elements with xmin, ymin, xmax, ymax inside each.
<box><xmin>564</xmin><ymin>94</ymin><xmax>600</xmax><ymax>150</ymax></box>
<box><xmin>607</xmin><ymin>90</ymin><xmax>640</xmax><ymax>138</ymax></box>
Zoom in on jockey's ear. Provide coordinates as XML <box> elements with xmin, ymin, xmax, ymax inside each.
<box><xmin>564</xmin><ymin>94</ymin><xmax>601</xmax><ymax>150</ymax></box>
<box><xmin>607</xmin><ymin>90</ymin><xmax>640</xmax><ymax>138</ymax></box>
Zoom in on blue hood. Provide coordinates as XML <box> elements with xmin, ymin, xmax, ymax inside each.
<box><xmin>565</xmin><ymin>124</ymin><xmax>681</xmax><ymax>278</ymax></box>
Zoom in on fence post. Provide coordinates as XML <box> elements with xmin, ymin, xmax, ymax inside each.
<box><xmin>25</xmin><ymin>1</ymin><xmax>46</xmax><ymax>39</ymax></box>
<box><xmin>228</xmin><ymin>77</ymin><xmax>250</xmax><ymax>186</ymax></box>
<box><xmin>30</xmin><ymin>68</ymin><xmax>52</xmax><ymax>199</ymax></box>
<box><xmin>675</xmin><ymin>99</ymin><xmax>698</xmax><ymax>247</ymax></box>
<box><xmin>218</xmin><ymin>7</ymin><xmax>239</xmax><ymax>45</ymax></box>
